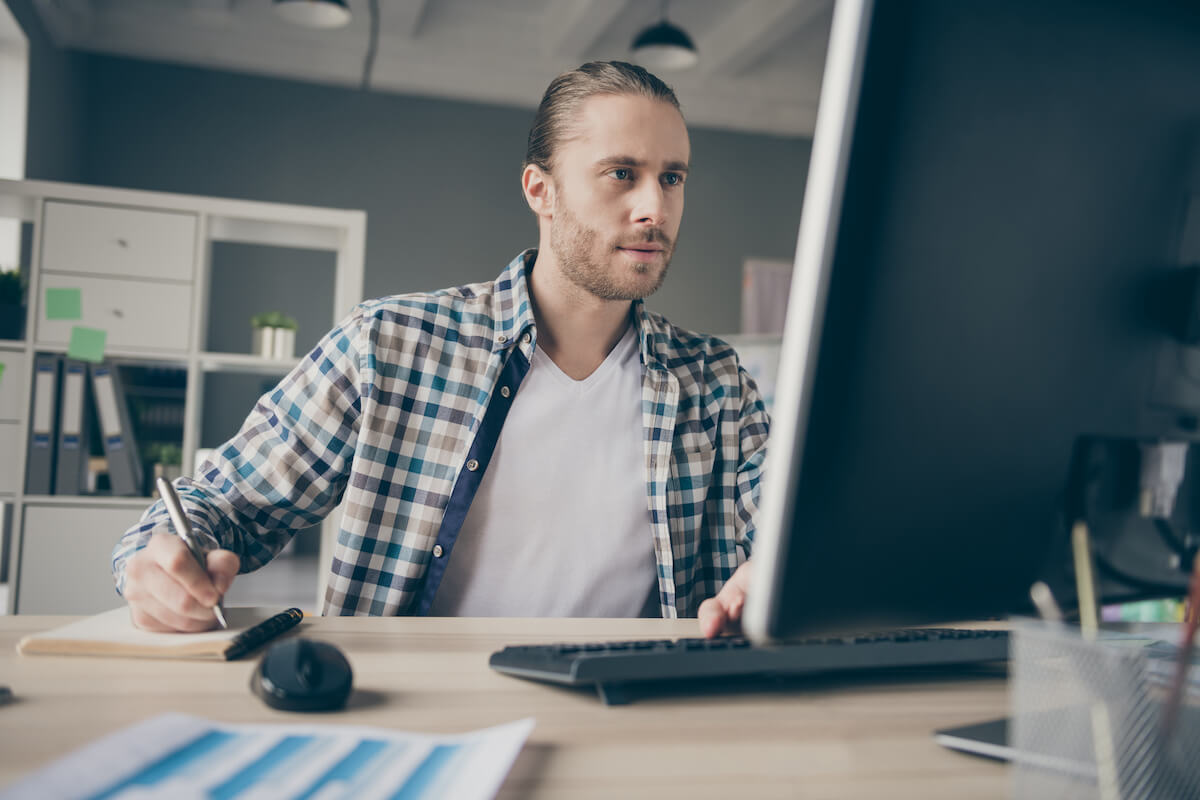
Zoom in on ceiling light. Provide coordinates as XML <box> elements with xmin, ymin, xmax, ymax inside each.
<box><xmin>631</xmin><ymin>5</ymin><xmax>698</xmax><ymax>70</ymax></box>
<box><xmin>273</xmin><ymin>0</ymin><xmax>351</xmax><ymax>30</ymax></box>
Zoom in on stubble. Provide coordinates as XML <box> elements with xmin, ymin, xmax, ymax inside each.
<box><xmin>550</xmin><ymin>202</ymin><xmax>672</xmax><ymax>302</ymax></box>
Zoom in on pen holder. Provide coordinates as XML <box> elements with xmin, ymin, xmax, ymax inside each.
<box><xmin>1010</xmin><ymin>620</ymin><xmax>1200</xmax><ymax>799</ymax></box>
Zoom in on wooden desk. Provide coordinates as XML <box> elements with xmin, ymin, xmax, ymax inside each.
<box><xmin>0</xmin><ymin>616</ymin><xmax>1009</xmax><ymax>798</ymax></box>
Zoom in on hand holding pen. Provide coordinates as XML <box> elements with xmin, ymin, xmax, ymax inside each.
<box><xmin>155</xmin><ymin>477</ymin><xmax>228</xmax><ymax>629</ymax></box>
<box><xmin>121</xmin><ymin>480</ymin><xmax>239</xmax><ymax>632</ymax></box>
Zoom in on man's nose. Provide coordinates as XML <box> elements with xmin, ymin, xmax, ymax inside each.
<box><xmin>631</xmin><ymin>180</ymin><xmax>667</xmax><ymax>226</ymax></box>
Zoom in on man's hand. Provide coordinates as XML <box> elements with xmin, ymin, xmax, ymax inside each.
<box><xmin>123</xmin><ymin>533</ymin><xmax>239</xmax><ymax>632</ymax></box>
<box><xmin>698</xmin><ymin>559</ymin><xmax>751</xmax><ymax>638</ymax></box>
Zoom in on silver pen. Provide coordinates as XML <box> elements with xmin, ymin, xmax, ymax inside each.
<box><xmin>155</xmin><ymin>476</ymin><xmax>228</xmax><ymax>629</ymax></box>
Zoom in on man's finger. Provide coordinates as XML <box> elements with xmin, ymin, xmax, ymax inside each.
<box><xmin>148</xmin><ymin>533</ymin><xmax>220</xmax><ymax>607</ymax></box>
<box><xmin>128</xmin><ymin>601</ymin><xmax>178</xmax><ymax>633</ymax></box>
<box><xmin>125</xmin><ymin>559</ymin><xmax>218</xmax><ymax>631</ymax></box>
<box><xmin>129</xmin><ymin>556</ymin><xmax>218</xmax><ymax>623</ymax></box>
<box><xmin>698</xmin><ymin>560</ymin><xmax>753</xmax><ymax>638</ymax></box>
<box><xmin>206</xmin><ymin>550</ymin><xmax>240</xmax><ymax>595</ymax></box>
<box><xmin>129</xmin><ymin>609</ymin><xmax>174</xmax><ymax>633</ymax></box>
<box><xmin>698</xmin><ymin>596</ymin><xmax>729</xmax><ymax>639</ymax></box>
<box><xmin>130</xmin><ymin>585</ymin><xmax>218</xmax><ymax>633</ymax></box>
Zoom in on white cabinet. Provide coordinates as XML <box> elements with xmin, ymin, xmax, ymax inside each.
<box><xmin>16</xmin><ymin>503</ymin><xmax>143</xmax><ymax>614</ymax></box>
<box><xmin>36</xmin><ymin>273</ymin><xmax>193</xmax><ymax>352</ymax></box>
<box><xmin>40</xmin><ymin>202</ymin><xmax>196</xmax><ymax>281</ymax></box>
<box><xmin>0</xmin><ymin>178</ymin><xmax>366</xmax><ymax>615</ymax></box>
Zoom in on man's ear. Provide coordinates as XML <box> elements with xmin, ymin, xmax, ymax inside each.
<box><xmin>522</xmin><ymin>163</ymin><xmax>555</xmax><ymax>219</ymax></box>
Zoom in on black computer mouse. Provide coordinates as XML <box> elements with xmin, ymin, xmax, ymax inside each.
<box><xmin>251</xmin><ymin>637</ymin><xmax>353</xmax><ymax>712</ymax></box>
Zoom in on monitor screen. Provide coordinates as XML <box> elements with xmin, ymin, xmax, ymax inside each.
<box><xmin>745</xmin><ymin>0</ymin><xmax>1200</xmax><ymax>641</ymax></box>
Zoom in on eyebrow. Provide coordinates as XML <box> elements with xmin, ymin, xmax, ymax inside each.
<box><xmin>595</xmin><ymin>155</ymin><xmax>690</xmax><ymax>173</ymax></box>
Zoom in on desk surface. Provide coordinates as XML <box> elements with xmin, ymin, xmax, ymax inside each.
<box><xmin>0</xmin><ymin>616</ymin><xmax>1009</xmax><ymax>799</ymax></box>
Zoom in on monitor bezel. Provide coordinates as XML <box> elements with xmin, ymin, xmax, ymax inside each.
<box><xmin>743</xmin><ymin>0</ymin><xmax>875</xmax><ymax>644</ymax></box>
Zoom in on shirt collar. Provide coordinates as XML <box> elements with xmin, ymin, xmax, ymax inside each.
<box><xmin>493</xmin><ymin>249</ymin><xmax>673</xmax><ymax>371</ymax></box>
<box><xmin>631</xmin><ymin>298</ymin><xmax>673</xmax><ymax>372</ymax></box>
<box><xmin>490</xmin><ymin>250</ymin><xmax>539</xmax><ymax>352</ymax></box>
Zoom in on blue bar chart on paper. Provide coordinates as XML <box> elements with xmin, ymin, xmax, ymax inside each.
<box><xmin>0</xmin><ymin>714</ymin><xmax>534</xmax><ymax>800</ymax></box>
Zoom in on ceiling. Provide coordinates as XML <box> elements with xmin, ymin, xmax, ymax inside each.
<box><xmin>31</xmin><ymin>0</ymin><xmax>833</xmax><ymax>138</ymax></box>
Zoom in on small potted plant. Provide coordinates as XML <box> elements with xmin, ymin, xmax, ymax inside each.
<box><xmin>144</xmin><ymin>442</ymin><xmax>183</xmax><ymax>493</ymax></box>
<box><xmin>0</xmin><ymin>268</ymin><xmax>25</xmax><ymax>340</ymax></box>
<box><xmin>251</xmin><ymin>311</ymin><xmax>298</xmax><ymax>360</ymax></box>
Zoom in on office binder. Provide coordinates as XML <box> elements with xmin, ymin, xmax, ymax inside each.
<box><xmin>54</xmin><ymin>358</ymin><xmax>91</xmax><ymax>495</ymax></box>
<box><xmin>24</xmin><ymin>354</ymin><xmax>60</xmax><ymax>495</ymax></box>
<box><xmin>89</xmin><ymin>361</ymin><xmax>143</xmax><ymax>496</ymax></box>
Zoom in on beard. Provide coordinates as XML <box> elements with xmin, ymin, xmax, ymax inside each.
<box><xmin>550</xmin><ymin>201</ymin><xmax>673</xmax><ymax>302</ymax></box>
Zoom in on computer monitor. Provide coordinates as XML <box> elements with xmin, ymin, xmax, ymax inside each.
<box><xmin>744</xmin><ymin>0</ymin><xmax>1200</xmax><ymax>642</ymax></box>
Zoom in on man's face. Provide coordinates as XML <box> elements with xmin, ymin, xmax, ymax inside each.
<box><xmin>546</xmin><ymin>93</ymin><xmax>690</xmax><ymax>302</ymax></box>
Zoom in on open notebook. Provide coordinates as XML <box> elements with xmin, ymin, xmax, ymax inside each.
<box><xmin>17</xmin><ymin>606</ymin><xmax>303</xmax><ymax>660</ymax></box>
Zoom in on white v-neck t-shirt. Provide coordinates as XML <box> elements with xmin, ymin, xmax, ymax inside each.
<box><xmin>428</xmin><ymin>325</ymin><xmax>659</xmax><ymax>617</ymax></box>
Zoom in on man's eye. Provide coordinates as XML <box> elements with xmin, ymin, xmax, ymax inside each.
<box><xmin>610</xmin><ymin>168</ymin><xmax>632</xmax><ymax>181</ymax></box>
<box><xmin>662</xmin><ymin>173</ymin><xmax>684</xmax><ymax>186</ymax></box>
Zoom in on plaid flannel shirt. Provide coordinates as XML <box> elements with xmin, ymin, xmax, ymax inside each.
<box><xmin>113</xmin><ymin>250</ymin><xmax>770</xmax><ymax>617</ymax></box>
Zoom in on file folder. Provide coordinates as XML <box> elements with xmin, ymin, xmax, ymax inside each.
<box><xmin>89</xmin><ymin>361</ymin><xmax>143</xmax><ymax>496</ymax></box>
<box><xmin>54</xmin><ymin>358</ymin><xmax>91</xmax><ymax>495</ymax></box>
<box><xmin>24</xmin><ymin>354</ymin><xmax>60</xmax><ymax>495</ymax></box>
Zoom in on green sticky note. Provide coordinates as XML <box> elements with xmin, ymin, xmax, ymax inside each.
<box><xmin>0</xmin><ymin>362</ymin><xmax>5</xmax><ymax>385</ymax></box>
<box><xmin>45</xmin><ymin>287</ymin><xmax>83</xmax><ymax>320</ymax></box>
<box><xmin>67</xmin><ymin>325</ymin><xmax>107</xmax><ymax>363</ymax></box>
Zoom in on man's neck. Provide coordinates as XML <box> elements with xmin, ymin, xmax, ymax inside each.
<box><xmin>527</xmin><ymin>251</ymin><xmax>634</xmax><ymax>381</ymax></box>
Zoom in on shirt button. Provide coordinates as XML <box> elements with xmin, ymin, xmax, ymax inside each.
<box><xmin>433</xmin><ymin>544</ymin><xmax>444</xmax><ymax>558</ymax></box>
<box><xmin>496</xmin><ymin>334</ymin><xmax>508</xmax><ymax>344</ymax></box>
<box><xmin>521</xmin><ymin>332</ymin><xmax>531</xmax><ymax>344</ymax></box>
<box><xmin>500</xmin><ymin>386</ymin><xmax>511</xmax><ymax>398</ymax></box>
<box><xmin>466</xmin><ymin>459</ymin><xmax>479</xmax><ymax>471</ymax></box>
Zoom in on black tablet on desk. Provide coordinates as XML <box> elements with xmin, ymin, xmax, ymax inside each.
<box><xmin>935</xmin><ymin>715</ymin><xmax>1095</xmax><ymax>780</ymax></box>
<box><xmin>934</xmin><ymin>718</ymin><xmax>1011</xmax><ymax>764</ymax></box>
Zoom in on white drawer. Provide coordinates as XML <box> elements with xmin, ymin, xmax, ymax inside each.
<box><xmin>0</xmin><ymin>423</ymin><xmax>19</xmax><ymax>493</ymax></box>
<box><xmin>41</xmin><ymin>201</ymin><xmax>197</xmax><ymax>282</ymax></box>
<box><xmin>0</xmin><ymin>350</ymin><xmax>24</xmax><ymax>421</ymax></box>
<box><xmin>17</xmin><ymin>503</ymin><xmax>142</xmax><ymax>614</ymax></box>
<box><xmin>37</xmin><ymin>273</ymin><xmax>192</xmax><ymax>352</ymax></box>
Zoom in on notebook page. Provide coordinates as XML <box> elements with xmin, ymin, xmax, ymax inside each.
<box><xmin>16</xmin><ymin>606</ymin><xmax>288</xmax><ymax>658</ymax></box>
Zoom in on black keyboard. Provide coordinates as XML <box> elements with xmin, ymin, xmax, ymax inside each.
<box><xmin>489</xmin><ymin>628</ymin><xmax>1009</xmax><ymax>704</ymax></box>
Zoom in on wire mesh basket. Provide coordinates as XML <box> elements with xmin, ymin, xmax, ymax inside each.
<box><xmin>1010</xmin><ymin>621</ymin><xmax>1200</xmax><ymax>799</ymax></box>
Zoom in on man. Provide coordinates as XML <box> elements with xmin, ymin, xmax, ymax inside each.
<box><xmin>112</xmin><ymin>61</ymin><xmax>766</xmax><ymax>638</ymax></box>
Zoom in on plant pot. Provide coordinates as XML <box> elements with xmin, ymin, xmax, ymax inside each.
<box><xmin>149</xmin><ymin>463</ymin><xmax>183</xmax><ymax>496</ymax></box>
<box><xmin>253</xmin><ymin>326</ymin><xmax>296</xmax><ymax>360</ymax></box>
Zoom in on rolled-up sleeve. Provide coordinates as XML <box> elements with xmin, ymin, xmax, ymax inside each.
<box><xmin>111</xmin><ymin>308</ymin><xmax>369</xmax><ymax>596</ymax></box>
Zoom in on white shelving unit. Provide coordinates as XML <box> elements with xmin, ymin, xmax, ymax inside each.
<box><xmin>0</xmin><ymin>178</ymin><xmax>366</xmax><ymax>614</ymax></box>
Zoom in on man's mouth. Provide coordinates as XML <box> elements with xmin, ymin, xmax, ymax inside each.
<box><xmin>619</xmin><ymin>241</ymin><xmax>667</xmax><ymax>256</ymax></box>
<box><xmin>619</xmin><ymin>245</ymin><xmax>667</xmax><ymax>263</ymax></box>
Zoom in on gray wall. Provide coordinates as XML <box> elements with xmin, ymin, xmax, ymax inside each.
<box><xmin>6</xmin><ymin>0</ymin><xmax>85</xmax><ymax>182</ymax></box>
<box><xmin>75</xmin><ymin>55</ymin><xmax>810</xmax><ymax>336</ymax></box>
<box><xmin>16</xmin><ymin>47</ymin><xmax>810</xmax><ymax>445</ymax></box>
<box><xmin>202</xmin><ymin>242</ymin><xmax>336</xmax><ymax>451</ymax></box>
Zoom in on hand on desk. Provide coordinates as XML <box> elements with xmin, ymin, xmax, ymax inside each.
<box><xmin>698</xmin><ymin>559</ymin><xmax>751</xmax><ymax>638</ymax></box>
<box><xmin>124</xmin><ymin>533</ymin><xmax>239</xmax><ymax>632</ymax></box>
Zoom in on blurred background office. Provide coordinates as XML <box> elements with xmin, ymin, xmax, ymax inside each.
<box><xmin>0</xmin><ymin>0</ymin><xmax>828</xmax><ymax>611</ymax></box>
<box><xmin>3</xmin><ymin>0</ymin><xmax>822</xmax><ymax>327</ymax></box>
